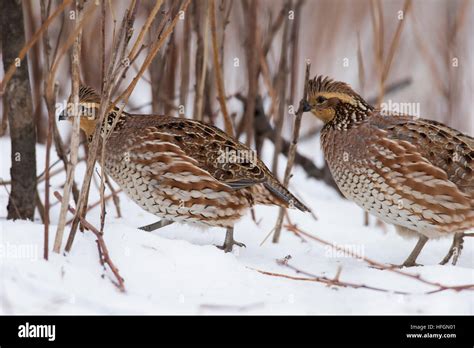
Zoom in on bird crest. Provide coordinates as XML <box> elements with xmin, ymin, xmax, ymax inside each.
<box><xmin>79</xmin><ymin>85</ymin><xmax>100</xmax><ymax>103</ymax></box>
<box><xmin>308</xmin><ymin>75</ymin><xmax>358</xmax><ymax>99</ymax></box>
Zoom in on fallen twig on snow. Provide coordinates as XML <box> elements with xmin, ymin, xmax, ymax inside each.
<box><xmin>283</xmin><ymin>224</ymin><xmax>474</xmax><ymax>294</ymax></box>
<box><xmin>65</xmin><ymin>189</ymin><xmax>123</xmax><ymax>226</ymax></box>
<box><xmin>249</xmin><ymin>265</ymin><xmax>413</xmax><ymax>295</ymax></box>
<box><xmin>54</xmin><ymin>191</ymin><xmax>125</xmax><ymax>292</ymax></box>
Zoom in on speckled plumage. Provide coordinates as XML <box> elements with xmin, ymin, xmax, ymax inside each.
<box><xmin>306</xmin><ymin>76</ymin><xmax>473</xmax><ymax>266</ymax></box>
<box><xmin>104</xmin><ymin>114</ymin><xmax>309</xmax><ymax>228</ymax></box>
<box><xmin>65</xmin><ymin>86</ymin><xmax>309</xmax><ymax>250</ymax></box>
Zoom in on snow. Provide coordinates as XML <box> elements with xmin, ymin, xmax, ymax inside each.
<box><xmin>0</xmin><ymin>137</ymin><xmax>473</xmax><ymax>314</ymax></box>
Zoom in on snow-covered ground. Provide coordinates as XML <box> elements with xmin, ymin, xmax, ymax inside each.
<box><xmin>0</xmin><ymin>136</ymin><xmax>473</xmax><ymax>314</ymax></box>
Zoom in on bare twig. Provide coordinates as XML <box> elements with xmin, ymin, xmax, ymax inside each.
<box><xmin>249</xmin><ymin>265</ymin><xmax>413</xmax><ymax>295</ymax></box>
<box><xmin>193</xmin><ymin>1</ymin><xmax>209</xmax><ymax>122</ymax></box>
<box><xmin>272</xmin><ymin>62</ymin><xmax>311</xmax><ymax>243</ymax></box>
<box><xmin>0</xmin><ymin>157</ymin><xmax>86</xmax><ymax>186</ymax></box>
<box><xmin>234</xmin><ymin>76</ymin><xmax>411</xmax><ymax>195</ymax></box>
<box><xmin>128</xmin><ymin>0</ymin><xmax>163</xmax><ymax>62</ymax></box>
<box><xmin>285</xmin><ymin>224</ymin><xmax>474</xmax><ymax>294</ymax></box>
<box><xmin>179</xmin><ymin>4</ymin><xmax>192</xmax><ymax>116</ymax></box>
<box><xmin>289</xmin><ymin>0</ymin><xmax>304</xmax><ymax>102</ymax></box>
<box><xmin>53</xmin><ymin>0</ymin><xmax>85</xmax><ymax>254</ymax></box>
<box><xmin>66</xmin><ymin>0</ymin><xmax>191</xmax><ymax>252</ymax></box>
<box><xmin>0</xmin><ymin>0</ymin><xmax>73</xmax><ymax>93</ymax></box>
<box><xmin>112</xmin><ymin>0</ymin><xmax>192</xmax><ymax>109</ymax></box>
<box><xmin>65</xmin><ymin>189</ymin><xmax>123</xmax><ymax>226</ymax></box>
<box><xmin>242</xmin><ymin>0</ymin><xmax>259</xmax><ymax>146</ymax></box>
<box><xmin>35</xmin><ymin>188</ymin><xmax>46</xmax><ymax>224</ymax></box>
<box><xmin>41</xmin><ymin>0</ymin><xmax>54</xmax><ymax>260</ymax></box>
<box><xmin>54</xmin><ymin>191</ymin><xmax>125</xmax><ymax>292</ymax></box>
<box><xmin>381</xmin><ymin>0</ymin><xmax>412</xmax><ymax>84</ymax></box>
<box><xmin>209</xmin><ymin>0</ymin><xmax>234</xmax><ymax>135</ymax></box>
<box><xmin>271</xmin><ymin>0</ymin><xmax>291</xmax><ymax>175</ymax></box>
<box><xmin>46</xmin><ymin>1</ymin><xmax>97</xmax><ymax>98</ymax></box>
<box><xmin>66</xmin><ymin>1</ymin><xmax>138</xmax><ymax>252</ymax></box>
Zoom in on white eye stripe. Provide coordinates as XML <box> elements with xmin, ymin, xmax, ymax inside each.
<box><xmin>314</xmin><ymin>92</ymin><xmax>357</xmax><ymax>106</ymax></box>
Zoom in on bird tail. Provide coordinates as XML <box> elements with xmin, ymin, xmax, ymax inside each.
<box><xmin>251</xmin><ymin>180</ymin><xmax>310</xmax><ymax>212</ymax></box>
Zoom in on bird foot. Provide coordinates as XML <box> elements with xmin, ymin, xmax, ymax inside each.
<box><xmin>439</xmin><ymin>235</ymin><xmax>464</xmax><ymax>266</ymax></box>
<box><xmin>401</xmin><ymin>261</ymin><xmax>424</xmax><ymax>268</ymax></box>
<box><xmin>439</xmin><ymin>251</ymin><xmax>454</xmax><ymax>266</ymax></box>
<box><xmin>389</xmin><ymin>261</ymin><xmax>424</xmax><ymax>268</ymax></box>
<box><xmin>217</xmin><ymin>240</ymin><xmax>246</xmax><ymax>253</ymax></box>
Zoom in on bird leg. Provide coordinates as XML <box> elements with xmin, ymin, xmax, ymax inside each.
<box><xmin>399</xmin><ymin>235</ymin><xmax>429</xmax><ymax>267</ymax></box>
<box><xmin>138</xmin><ymin>219</ymin><xmax>174</xmax><ymax>232</ymax></box>
<box><xmin>218</xmin><ymin>227</ymin><xmax>246</xmax><ymax>253</ymax></box>
<box><xmin>439</xmin><ymin>233</ymin><xmax>464</xmax><ymax>266</ymax></box>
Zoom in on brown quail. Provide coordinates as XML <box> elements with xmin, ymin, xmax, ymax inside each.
<box><xmin>60</xmin><ymin>86</ymin><xmax>310</xmax><ymax>252</ymax></box>
<box><xmin>303</xmin><ymin>76</ymin><xmax>473</xmax><ymax>267</ymax></box>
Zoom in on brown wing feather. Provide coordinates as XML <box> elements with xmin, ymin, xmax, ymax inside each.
<box><xmin>371</xmin><ymin>113</ymin><xmax>474</xmax><ymax>199</ymax></box>
<box><xmin>365</xmin><ymin>113</ymin><xmax>474</xmax><ymax>233</ymax></box>
<box><xmin>123</xmin><ymin>115</ymin><xmax>309</xmax><ymax>212</ymax></box>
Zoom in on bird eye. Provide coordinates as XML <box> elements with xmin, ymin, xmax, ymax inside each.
<box><xmin>316</xmin><ymin>96</ymin><xmax>327</xmax><ymax>104</ymax></box>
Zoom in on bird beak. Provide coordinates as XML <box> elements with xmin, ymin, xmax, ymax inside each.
<box><xmin>58</xmin><ymin>110</ymin><xmax>67</xmax><ymax>121</ymax></box>
<box><xmin>302</xmin><ymin>100</ymin><xmax>311</xmax><ymax>112</ymax></box>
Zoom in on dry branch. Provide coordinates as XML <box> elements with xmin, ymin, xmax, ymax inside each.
<box><xmin>54</xmin><ymin>191</ymin><xmax>125</xmax><ymax>292</ymax></box>
<box><xmin>285</xmin><ymin>224</ymin><xmax>474</xmax><ymax>294</ymax></box>
<box><xmin>0</xmin><ymin>0</ymin><xmax>73</xmax><ymax>93</ymax></box>
<box><xmin>65</xmin><ymin>189</ymin><xmax>123</xmax><ymax>226</ymax></box>
<box><xmin>271</xmin><ymin>0</ymin><xmax>291</xmax><ymax>175</ymax></box>
<box><xmin>66</xmin><ymin>0</ymin><xmax>191</xmax><ymax>252</ymax></box>
<box><xmin>242</xmin><ymin>0</ymin><xmax>259</xmax><ymax>146</ymax></box>
<box><xmin>40</xmin><ymin>0</ymin><xmax>62</xmax><ymax>260</ymax></box>
<box><xmin>193</xmin><ymin>1</ymin><xmax>209</xmax><ymax>122</ymax></box>
<box><xmin>250</xmin><ymin>264</ymin><xmax>413</xmax><ymax>295</ymax></box>
<box><xmin>41</xmin><ymin>0</ymin><xmax>53</xmax><ymax>260</ymax></box>
<box><xmin>234</xmin><ymin>76</ymin><xmax>411</xmax><ymax>197</ymax></box>
<box><xmin>381</xmin><ymin>0</ymin><xmax>412</xmax><ymax>84</ymax></box>
<box><xmin>112</xmin><ymin>0</ymin><xmax>192</xmax><ymax>109</ymax></box>
<box><xmin>289</xmin><ymin>0</ymin><xmax>304</xmax><ymax>102</ymax></box>
<box><xmin>179</xmin><ymin>5</ymin><xmax>192</xmax><ymax>115</ymax></box>
<box><xmin>129</xmin><ymin>0</ymin><xmax>163</xmax><ymax>62</ymax></box>
<box><xmin>209</xmin><ymin>0</ymin><xmax>234</xmax><ymax>135</ymax></box>
<box><xmin>66</xmin><ymin>1</ymin><xmax>139</xmax><ymax>252</ymax></box>
<box><xmin>272</xmin><ymin>62</ymin><xmax>311</xmax><ymax>243</ymax></box>
<box><xmin>53</xmin><ymin>0</ymin><xmax>86</xmax><ymax>254</ymax></box>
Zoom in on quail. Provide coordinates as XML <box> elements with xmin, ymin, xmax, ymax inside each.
<box><xmin>303</xmin><ymin>76</ymin><xmax>473</xmax><ymax>266</ymax></box>
<box><xmin>60</xmin><ymin>86</ymin><xmax>310</xmax><ymax>252</ymax></box>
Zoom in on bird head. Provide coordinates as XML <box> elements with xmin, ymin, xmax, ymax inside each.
<box><xmin>58</xmin><ymin>85</ymin><xmax>102</xmax><ymax>138</ymax></box>
<box><xmin>303</xmin><ymin>76</ymin><xmax>373</xmax><ymax>125</ymax></box>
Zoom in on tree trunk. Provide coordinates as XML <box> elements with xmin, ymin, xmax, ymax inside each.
<box><xmin>1</xmin><ymin>0</ymin><xmax>37</xmax><ymax>220</ymax></box>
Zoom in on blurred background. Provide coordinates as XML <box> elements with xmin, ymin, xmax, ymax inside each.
<box><xmin>1</xmin><ymin>0</ymin><xmax>473</xmax><ymax>314</ymax></box>
<box><xmin>1</xmin><ymin>0</ymin><xmax>473</xmax><ymax>213</ymax></box>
